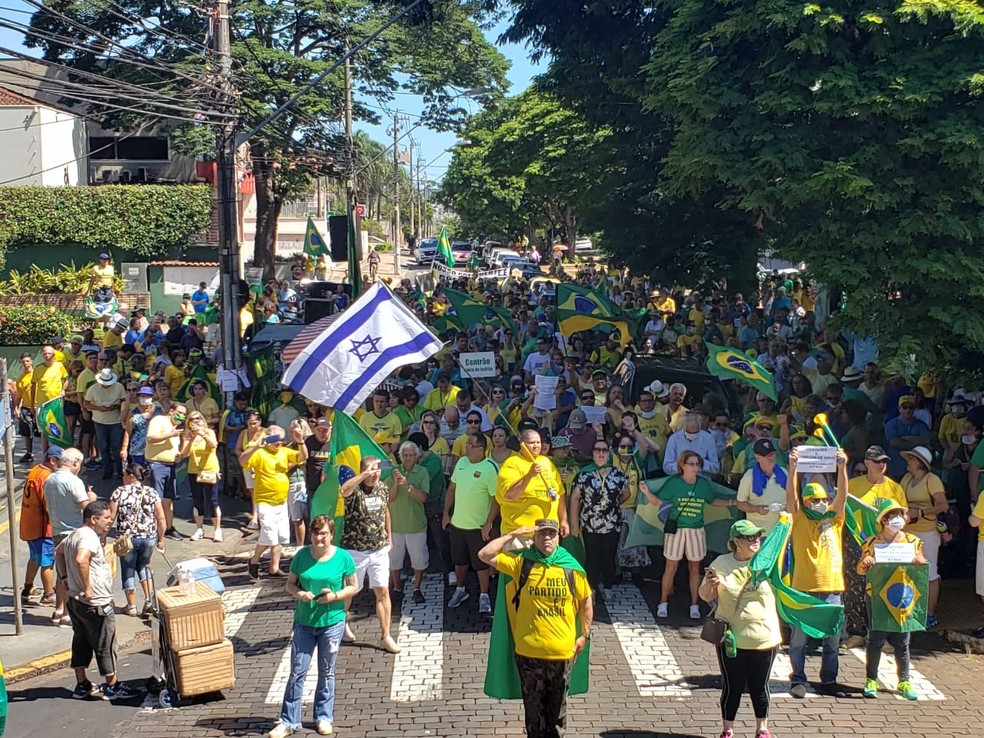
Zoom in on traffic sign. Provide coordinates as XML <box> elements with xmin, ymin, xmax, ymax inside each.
<box><xmin>355</xmin><ymin>204</ymin><xmax>367</xmax><ymax>217</ymax></box>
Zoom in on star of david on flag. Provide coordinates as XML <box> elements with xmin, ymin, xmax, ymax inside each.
<box><xmin>282</xmin><ymin>282</ymin><xmax>442</xmax><ymax>413</ymax></box>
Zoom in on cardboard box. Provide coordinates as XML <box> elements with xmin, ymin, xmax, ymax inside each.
<box><xmin>157</xmin><ymin>581</ymin><xmax>225</xmax><ymax>650</ymax></box>
<box><xmin>171</xmin><ymin>638</ymin><xmax>235</xmax><ymax>696</ymax></box>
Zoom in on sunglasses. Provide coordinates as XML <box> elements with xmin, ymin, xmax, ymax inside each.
<box><xmin>738</xmin><ymin>534</ymin><xmax>764</xmax><ymax>542</ymax></box>
<box><xmin>618</xmin><ymin>445</ymin><xmax>633</xmax><ymax>451</ymax></box>
<box><xmin>593</xmin><ymin>447</ymin><xmax>609</xmax><ymax>453</ymax></box>
<box><xmin>900</xmin><ymin>404</ymin><xmax>914</xmax><ymax>409</ymax></box>
<box><xmin>467</xmin><ymin>419</ymin><xmax>481</xmax><ymax>424</ymax></box>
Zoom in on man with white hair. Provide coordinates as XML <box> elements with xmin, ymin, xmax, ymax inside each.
<box><xmin>389</xmin><ymin>441</ymin><xmax>431</xmax><ymax>602</ymax></box>
<box><xmin>663</xmin><ymin>412</ymin><xmax>721</xmax><ymax>477</ymax></box>
<box><xmin>665</xmin><ymin>382</ymin><xmax>689</xmax><ymax>431</ymax></box>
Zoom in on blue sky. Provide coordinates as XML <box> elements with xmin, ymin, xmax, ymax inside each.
<box><xmin>0</xmin><ymin>10</ymin><xmax>539</xmax><ymax>185</ymax></box>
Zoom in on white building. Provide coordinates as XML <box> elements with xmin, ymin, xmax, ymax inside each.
<box><xmin>0</xmin><ymin>84</ymin><xmax>87</xmax><ymax>186</ymax></box>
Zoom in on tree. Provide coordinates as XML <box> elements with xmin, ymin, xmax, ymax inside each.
<box><xmin>28</xmin><ymin>0</ymin><xmax>509</xmax><ymax>276</ymax></box>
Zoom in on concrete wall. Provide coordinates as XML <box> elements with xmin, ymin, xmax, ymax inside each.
<box><xmin>0</xmin><ymin>105</ymin><xmax>42</xmax><ymax>186</ymax></box>
<box><xmin>38</xmin><ymin>106</ymin><xmax>86</xmax><ymax>186</ymax></box>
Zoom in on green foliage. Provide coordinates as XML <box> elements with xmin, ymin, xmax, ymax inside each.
<box><xmin>0</xmin><ymin>262</ymin><xmax>125</xmax><ymax>295</ymax></box>
<box><xmin>0</xmin><ymin>185</ymin><xmax>212</xmax><ymax>270</ymax></box>
<box><xmin>361</xmin><ymin>217</ymin><xmax>387</xmax><ymax>240</ymax></box>
<box><xmin>0</xmin><ymin>305</ymin><xmax>74</xmax><ymax>345</ymax></box>
<box><xmin>373</xmin><ymin>242</ymin><xmax>394</xmax><ymax>252</ymax></box>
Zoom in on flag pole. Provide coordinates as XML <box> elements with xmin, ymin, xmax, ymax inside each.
<box><xmin>1</xmin><ymin>359</ymin><xmax>22</xmax><ymax>634</ymax></box>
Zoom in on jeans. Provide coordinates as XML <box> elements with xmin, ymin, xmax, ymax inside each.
<box><xmin>279</xmin><ymin>620</ymin><xmax>345</xmax><ymax>727</ymax></box>
<box><xmin>789</xmin><ymin>592</ymin><xmax>842</xmax><ymax>686</ymax></box>
<box><xmin>94</xmin><ymin>422</ymin><xmax>123</xmax><ymax>476</ymax></box>
<box><xmin>118</xmin><ymin>537</ymin><xmax>155</xmax><ymax>591</ymax></box>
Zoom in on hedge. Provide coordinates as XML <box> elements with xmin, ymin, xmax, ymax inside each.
<box><xmin>0</xmin><ymin>185</ymin><xmax>213</xmax><ymax>270</ymax></box>
<box><xmin>0</xmin><ymin>305</ymin><xmax>75</xmax><ymax>345</ymax></box>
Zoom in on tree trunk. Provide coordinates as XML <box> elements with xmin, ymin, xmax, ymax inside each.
<box><xmin>563</xmin><ymin>208</ymin><xmax>578</xmax><ymax>247</ymax></box>
<box><xmin>252</xmin><ymin>149</ymin><xmax>281</xmax><ymax>281</ymax></box>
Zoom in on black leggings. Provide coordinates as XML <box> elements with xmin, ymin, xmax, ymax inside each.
<box><xmin>716</xmin><ymin>644</ymin><xmax>777</xmax><ymax>721</ymax></box>
<box><xmin>582</xmin><ymin>530</ymin><xmax>619</xmax><ymax>589</ymax></box>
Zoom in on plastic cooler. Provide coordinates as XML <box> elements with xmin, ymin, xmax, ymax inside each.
<box><xmin>166</xmin><ymin>557</ymin><xmax>225</xmax><ymax>593</ymax></box>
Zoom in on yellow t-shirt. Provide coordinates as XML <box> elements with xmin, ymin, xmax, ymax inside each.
<box><xmin>427</xmin><ymin>436</ymin><xmax>450</xmax><ymax>458</ymax></box>
<box><xmin>102</xmin><ymin>330</ymin><xmax>123</xmax><ymax>349</ymax></box>
<box><xmin>16</xmin><ymin>371</ymin><xmax>34</xmax><ymax>409</ymax></box>
<box><xmin>847</xmin><ymin>476</ymin><xmax>907</xmax><ymax>509</ymax></box>
<box><xmin>688</xmin><ymin>308</ymin><xmax>706</xmax><ymax>332</ymax></box>
<box><xmin>452</xmin><ymin>433</ymin><xmax>491</xmax><ymax>459</ymax></box>
<box><xmin>900</xmin><ymin>472</ymin><xmax>945</xmax><ymax>533</ymax></box>
<box><xmin>938</xmin><ymin>413</ymin><xmax>963</xmax><ymax>451</ymax></box>
<box><xmin>186</xmin><ymin>433</ymin><xmax>221</xmax><ymax>475</ymax></box>
<box><xmin>736</xmin><ymin>468</ymin><xmax>787</xmax><ymax>533</ymax></box>
<box><xmin>790</xmin><ymin>510</ymin><xmax>845</xmax><ymax>593</ymax></box>
<box><xmin>653</xmin><ymin>297</ymin><xmax>676</xmax><ymax>315</ymax></box>
<box><xmin>31</xmin><ymin>362</ymin><xmax>67</xmax><ymax>405</ymax></box>
<box><xmin>247</xmin><ymin>446</ymin><xmax>300</xmax><ymax>505</ymax></box>
<box><xmin>495</xmin><ymin>455</ymin><xmax>565</xmax><ymax>533</ymax></box>
<box><xmin>972</xmin><ymin>497</ymin><xmax>984</xmax><ymax>541</ymax></box>
<box><xmin>187</xmin><ymin>396</ymin><xmax>220</xmax><ymax>426</ymax></box>
<box><xmin>494</xmin><ymin>552</ymin><xmax>590</xmax><ymax>660</ymax></box>
<box><xmin>91</xmin><ymin>263</ymin><xmax>114</xmax><ymax>288</ymax></box>
<box><xmin>636</xmin><ymin>411</ymin><xmax>669</xmax><ymax>460</ymax></box>
<box><xmin>164</xmin><ymin>364</ymin><xmax>186</xmax><ymax>396</ymax></box>
<box><xmin>145</xmin><ymin>415</ymin><xmax>180</xmax><ymax>464</ymax></box>
<box><xmin>358</xmin><ymin>411</ymin><xmax>403</xmax><ymax>440</ymax></box>
<box><xmin>709</xmin><ymin>553</ymin><xmax>782</xmax><ymax>650</ymax></box>
<box><xmin>424</xmin><ymin>386</ymin><xmax>460</xmax><ymax>410</ymax></box>
<box><xmin>677</xmin><ymin>333</ymin><xmax>702</xmax><ymax>349</ymax></box>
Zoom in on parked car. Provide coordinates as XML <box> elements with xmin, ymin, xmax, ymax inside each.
<box><xmin>451</xmin><ymin>241</ymin><xmax>474</xmax><ymax>265</ymax></box>
<box><xmin>416</xmin><ymin>237</ymin><xmax>438</xmax><ymax>265</ymax></box>
<box><xmin>490</xmin><ymin>247</ymin><xmax>520</xmax><ymax>266</ymax></box>
<box><xmin>478</xmin><ymin>240</ymin><xmax>503</xmax><ymax>260</ymax></box>
<box><xmin>574</xmin><ymin>237</ymin><xmax>594</xmax><ymax>254</ymax></box>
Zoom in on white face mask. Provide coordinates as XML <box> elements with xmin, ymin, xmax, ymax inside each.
<box><xmin>684</xmin><ymin>431</ymin><xmax>699</xmax><ymax>441</ymax></box>
<box><xmin>139</xmin><ymin>397</ymin><xmax>153</xmax><ymax>407</ymax></box>
<box><xmin>885</xmin><ymin>516</ymin><xmax>905</xmax><ymax>532</ymax></box>
<box><xmin>810</xmin><ymin>501</ymin><xmax>829</xmax><ymax>514</ymax></box>
<box><xmin>638</xmin><ymin>409</ymin><xmax>656</xmax><ymax>419</ymax></box>
<box><xmin>963</xmin><ymin>434</ymin><xmax>977</xmax><ymax>445</ymax></box>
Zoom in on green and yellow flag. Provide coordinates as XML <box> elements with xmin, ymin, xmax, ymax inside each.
<box><xmin>625</xmin><ymin>476</ymin><xmax>739</xmax><ymax>553</ymax></box>
<box><xmin>705</xmin><ymin>342</ymin><xmax>777</xmax><ymax>401</ymax></box>
<box><xmin>436</xmin><ymin>226</ymin><xmax>455</xmax><ymax>268</ymax></box>
<box><xmin>37</xmin><ymin>397</ymin><xmax>71</xmax><ymax>449</ymax></box>
<box><xmin>176</xmin><ymin>363</ymin><xmax>221</xmax><ymax>405</ymax></box>
<box><xmin>556</xmin><ymin>284</ymin><xmax>632</xmax><ymax>346</ymax></box>
<box><xmin>303</xmin><ymin>215</ymin><xmax>329</xmax><ymax>257</ymax></box>
<box><xmin>311</xmin><ymin>410</ymin><xmax>392</xmax><ymax>543</ymax></box>
<box><xmin>443</xmin><ymin>288</ymin><xmax>518</xmax><ymax>336</ymax></box>
<box><xmin>868</xmin><ymin>563</ymin><xmax>928</xmax><ymax>632</ymax></box>
<box><xmin>246</xmin><ymin>344</ymin><xmax>279</xmax><ymax>420</ymax></box>
<box><xmin>845</xmin><ymin>495</ymin><xmax>881</xmax><ymax>547</ymax></box>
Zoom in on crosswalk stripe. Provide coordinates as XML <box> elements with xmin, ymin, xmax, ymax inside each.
<box><xmin>848</xmin><ymin>647</ymin><xmax>946</xmax><ymax>701</ymax></box>
<box><xmin>222</xmin><ymin>587</ymin><xmax>263</xmax><ymax>639</ymax></box>
<box><xmin>768</xmin><ymin>651</ymin><xmax>818</xmax><ymax>698</ymax></box>
<box><xmin>607</xmin><ymin>583</ymin><xmax>692</xmax><ymax>698</ymax></box>
<box><xmin>390</xmin><ymin>576</ymin><xmax>445</xmax><ymax>703</ymax></box>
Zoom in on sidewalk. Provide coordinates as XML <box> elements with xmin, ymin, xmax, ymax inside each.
<box><xmin>0</xmin><ymin>461</ymin><xmax>254</xmax><ymax>681</ymax></box>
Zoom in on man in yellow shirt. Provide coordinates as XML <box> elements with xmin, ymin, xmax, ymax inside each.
<box><xmin>650</xmin><ymin>287</ymin><xmax>676</xmax><ymax>316</ymax></box>
<box><xmin>478</xmin><ymin>519</ymin><xmax>592</xmax><ymax>738</ymax></box>
<box><xmin>358</xmin><ymin>389</ymin><xmax>403</xmax><ymax>439</ymax></box>
<box><xmin>31</xmin><ymin>345</ymin><xmax>67</xmax><ymax>456</ymax></box>
<box><xmin>496</xmin><ymin>429</ymin><xmax>568</xmax><ymax>535</ymax></box>
<box><xmin>242</xmin><ymin>424</ymin><xmax>308</xmax><ymax>580</ymax></box>
<box><xmin>147</xmin><ymin>402</ymin><xmax>187</xmax><ymax>539</ymax></box>
<box><xmin>424</xmin><ymin>372</ymin><xmax>460</xmax><ymax>410</ymax></box>
<box><xmin>847</xmin><ymin>445</ymin><xmax>907</xmax><ymax>508</ymax></box>
<box><xmin>14</xmin><ymin>353</ymin><xmax>36</xmax><ymax>462</ymax></box>
<box><xmin>785</xmin><ymin>446</ymin><xmax>849</xmax><ymax>698</ymax></box>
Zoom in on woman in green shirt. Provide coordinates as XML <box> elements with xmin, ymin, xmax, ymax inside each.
<box><xmin>270</xmin><ymin>515</ymin><xmax>357</xmax><ymax>738</ymax></box>
<box><xmin>699</xmin><ymin>519</ymin><xmax>782</xmax><ymax>738</ymax></box>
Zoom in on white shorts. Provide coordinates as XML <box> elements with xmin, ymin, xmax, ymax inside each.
<box><xmin>977</xmin><ymin>541</ymin><xmax>984</xmax><ymax>598</ymax></box>
<box><xmin>350</xmin><ymin>546</ymin><xmax>391</xmax><ymax>592</ymax></box>
<box><xmin>244</xmin><ymin>469</ymin><xmax>255</xmax><ymax>490</ymax></box>
<box><xmin>287</xmin><ymin>482</ymin><xmax>309</xmax><ymax>522</ymax></box>
<box><xmin>911</xmin><ymin>529</ymin><xmax>941</xmax><ymax>581</ymax></box>
<box><xmin>389</xmin><ymin>531</ymin><xmax>429</xmax><ymax>572</ymax></box>
<box><xmin>256</xmin><ymin>502</ymin><xmax>290</xmax><ymax>546</ymax></box>
<box><xmin>664</xmin><ymin>527</ymin><xmax>707</xmax><ymax>562</ymax></box>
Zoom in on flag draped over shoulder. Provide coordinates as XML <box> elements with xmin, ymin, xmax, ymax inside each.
<box><xmin>177</xmin><ymin>363</ymin><xmax>221</xmax><ymax>404</ymax></box>
<box><xmin>310</xmin><ymin>409</ymin><xmax>392</xmax><ymax>543</ymax></box>
<box><xmin>868</xmin><ymin>563</ymin><xmax>928</xmax><ymax>632</ymax></box>
<box><xmin>748</xmin><ymin>513</ymin><xmax>844</xmax><ymax>639</ymax></box>
<box><xmin>443</xmin><ymin>288</ymin><xmax>518</xmax><ymax>336</ymax></box>
<box><xmin>283</xmin><ymin>282</ymin><xmax>442</xmax><ymax>414</ymax></box>
<box><xmin>303</xmin><ymin>215</ymin><xmax>329</xmax><ymax>257</ymax></box>
<box><xmin>437</xmin><ymin>226</ymin><xmax>455</xmax><ymax>268</ymax></box>
<box><xmin>705</xmin><ymin>342</ymin><xmax>778</xmax><ymax>401</ymax></box>
<box><xmin>246</xmin><ymin>344</ymin><xmax>279</xmax><ymax>420</ymax></box>
<box><xmin>556</xmin><ymin>284</ymin><xmax>632</xmax><ymax>346</ymax></box>
<box><xmin>37</xmin><ymin>397</ymin><xmax>71</xmax><ymax>449</ymax></box>
<box><xmin>625</xmin><ymin>476</ymin><xmax>738</xmax><ymax>553</ymax></box>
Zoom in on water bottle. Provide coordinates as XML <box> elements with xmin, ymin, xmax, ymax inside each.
<box><xmin>724</xmin><ymin>629</ymin><xmax>738</xmax><ymax>659</ymax></box>
<box><xmin>178</xmin><ymin>567</ymin><xmax>196</xmax><ymax>596</ymax></box>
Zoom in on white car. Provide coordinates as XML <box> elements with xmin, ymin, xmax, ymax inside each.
<box><xmin>490</xmin><ymin>247</ymin><xmax>520</xmax><ymax>266</ymax></box>
<box><xmin>415</xmin><ymin>237</ymin><xmax>438</xmax><ymax>265</ymax></box>
<box><xmin>574</xmin><ymin>238</ymin><xmax>594</xmax><ymax>253</ymax></box>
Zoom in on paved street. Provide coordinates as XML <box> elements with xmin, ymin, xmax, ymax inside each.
<box><xmin>6</xmin><ymin>556</ymin><xmax>984</xmax><ymax>738</ymax></box>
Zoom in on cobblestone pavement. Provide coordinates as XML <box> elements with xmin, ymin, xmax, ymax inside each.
<box><xmin>9</xmin><ymin>551</ymin><xmax>984</xmax><ymax>738</ymax></box>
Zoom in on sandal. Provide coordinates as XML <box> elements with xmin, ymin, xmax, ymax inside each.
<box><xmin>246</xmin><ymin>519</ymin><xmax>259</xmax><ymax>530</ymax></box>
<box><xmin>124</xmin><ymin>605</ymin><xmax>138</xmax><ymax>617</ymax></box>
<box><xmin>51</xmin><ymin>608</ymin><xmax>65</xmax><ymax>624</ymax></box>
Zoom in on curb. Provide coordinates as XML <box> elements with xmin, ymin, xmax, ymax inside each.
<box><xmin>6</xmin><ymin>628</ymin><xmax>151</xmax><ymax>685</ymax></box>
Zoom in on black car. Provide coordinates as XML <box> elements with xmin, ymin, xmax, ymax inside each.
<box><xmin>629</xmin><ymin>355</ymin><xmax>742</xmax><ymax>418</ymax></box>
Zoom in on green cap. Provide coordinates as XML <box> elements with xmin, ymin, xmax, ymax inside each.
<box><xmin>876</xmin><ymin>498</ymin><xmax>907</xmax><ymax>525</ymax></box>
<box><xmin>802</xmin><ymin>482</ymin><xmax>829</xmax><ymax>500</ymax></box>
<box><xmin>729</xmin><ymin>519</ymin><xmax>766</xmax><ymax>540</ymax></box>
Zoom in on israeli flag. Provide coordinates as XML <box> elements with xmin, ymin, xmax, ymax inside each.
<box><xmin>283</xmin><ymin>282</ymin><xmax>442</xmax><ymax>413</ymax></box>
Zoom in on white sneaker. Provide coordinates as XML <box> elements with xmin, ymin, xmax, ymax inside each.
<box><xmin>448</xmin><ymin>571</ymin><xmax>458</xmax><ymax>586</ymax></box>
<box><xmin>213</xmin><ymin>528</ymin><xmax>224</xmax><ymax>542</ymax></box>
<box><xmin>448</xmin><ymin>588</ymin><xmax>469</xmax><ymax>608</ymax></box>
<box><xmin>657</xmin><ymin>602</ymin><xmax>668</xmax><ymax>618</ymax></box>
<box><xmin>380</xmin><ymin>635</ymin><xmax>402</xmax><ymax>654</ymax></box>
<box><xmin>690</xmin><ymin>604</ymin><xmax>701</xmax><ymax>620</ymax></box>
<box><xmin>478</xmin><ymin>593</ymin><xmax>491</xmax><ymax>614</ymax></box>
<box><xmin>342</xmin><ymin>624</ymin><xmax>356</xmax><ymax>643</ymax></box>
<box><xmin>190</xmin><ymin>528</ymin><xmax>205</xmax><ymax>541</ymax></box>
<box><xmin>268</xmin><ymin>722</ymin><xmax>294</xmax><ymax>738</ymax></box>
<box><xmin>315</xmin><ymin>719</ymin><xmax>333</xmax><ymax>735</ymax></box>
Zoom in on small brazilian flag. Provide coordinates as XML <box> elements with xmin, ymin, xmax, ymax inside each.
<box><xmin>705</xmin><ymin>342</ymin><xmax>778</xmax><ymax>401</ymax></box>
<box><xmin>38</xmin><ymin>397</ymin><xmax>71</xmax><ymax>449</ymax></box>
<box><xmin>303</xmin><ymin>215</ymin><xmax>329</xmax><ymax>258</ymax></box>
<box><xmin>555</xmin><ymin>284</ymin><xmax>632</xmax><ymax>346</ymax></box>
<box><xmin>436</xmin><ymin>226</ymin><xmax>455</xmax><ymax>268</ymax></box>
<box><xmin>869</xmin><ymin>563</ymin><xmax>928</xmax><ymax>632</ymax></box>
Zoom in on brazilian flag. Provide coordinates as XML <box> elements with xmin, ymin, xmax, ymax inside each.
<box><xmin>845</xmin><ymin>495</ymin><xmax>880</xmax><ymax>547</ymax></box>
<box><xmin>443</xmin><ymin>288</ymin><xmax>518</xmax><ymax>336</ymax></box>
<box><xmin>625</xmin><ymin>476</ymin><xmax>739</xmax><ymax>553</ymax></box>
<box><xmin>556</xmin><ymin>284</ymin><xmax>632</xmax><ymax>346</ymax></box>
<box><xmin>868</xmin><ymin>563</ymin><xmax>928</xmax><ymax>632</ymax></box>
<box><xmin>303</xmin><ymin>215</ymin><xmax>329</xmax><ymax>257</ymax></box>
<box><xmin>705</xmin><ymin>342</ymin><xmax>778</xmax><ymax>401</ymax></box>
<box><xmin>436</xmin><ymin>225</ymin><xmax>455</xmax><ymax>268</ymax></box>
<box><xmin>37</xmin><ymin>397</ymin><xmax>71</xmax><ymax>449</ymax></box>
<box><xmin>246</xmin><ymin>344</ymin><xmax>279</xmax><ymax>420</ymax></box>
<box><xmin>311</xmin><ymin>410</ymin><xmax>392</xmax><ymax>543</ymax></box>
<box><xmin>177</xmin><ymin>363</ymin><xmax>221</xmax><ymax>404</ymax></box>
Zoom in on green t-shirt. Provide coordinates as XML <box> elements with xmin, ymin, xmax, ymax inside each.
<box><xmin>656</xmin><ymin>475</ymin><xmax>717</xmax><ymax>529</ymax></box>
<box><xmin>420</xmin><ymin>451</ymin><xmax>446</xmax><ymax>503</ymax></box>
<box><xmin>290</xmin><ymin>546</ymin><xmax>356</xmax><ymax>628</ymax></box>
<box><xmin>973</xmin><ymin>442</ymin><xmax>984</xmax><ymax>491</ymax></box>
<box><xmin>389</xmin><ymin>464</ymin><xmax>430</xmax><ymax>533</ymax></box>
<box><xmin>394</xmin><ymin>405</ymin><xmax>424</xmax><ymax>437</ymax></box>
<box><xmin>450</xmin><ymin>457</ymin><xmax>499</xmax><ymax>530</ymax></box>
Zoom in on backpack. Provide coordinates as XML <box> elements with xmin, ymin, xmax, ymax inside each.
<box><xmin>511</xmin><ymin>557</ymin><xmax>580</xmax><ymax>614</ymax></box>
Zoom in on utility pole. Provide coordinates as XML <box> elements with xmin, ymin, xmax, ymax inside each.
<box><xmin>344</xmin><ymin>43</ymin><xmax>361</xmax><ymax>295</ymax></box>
<box><xmin>391</xmin><ymin>111</ymin><xmax>402</xmax><ymax>279</ymax></box>
<box><xmin>1</xmin><ymin>359</ymin><xmax>22</xmax><ymax>635</ymax></box>
<box><xmin>416</xmin><ymin>152</ymin><xmax>424</xmax><ymax>236</ymax></box>
<box><xmin>215</xmin><ymin>0</ymin><xmax>241</xmax><ymax>398</ymax></box>
<box><xmin>407</xmin><ymin>140</ymin><xmax>414</xmax><ymax>242</ymax></box>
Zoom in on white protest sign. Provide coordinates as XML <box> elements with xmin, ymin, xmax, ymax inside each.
<box><xmin>459</xmin><ymin>352</ymin><xmax>496</xmax><ymax>378</ymax></box>
<box><xmin>873</xmin><ymin>543</ymin><xmax>917</xmax><ymax>564</ymax></box>
<box><xmin>581</xmin><ymin>405</ymin><xmax>607</xmax><ymax>425</ymax></box>
<box><xmin>794</xmin><ymin>445</ymin><xmax>838</xmax><ymax>474</ymax></box>
<box><xmin>534</xmin><ymin>375</ymin><xmax>559</xmax><ymax>411</ymax></box>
